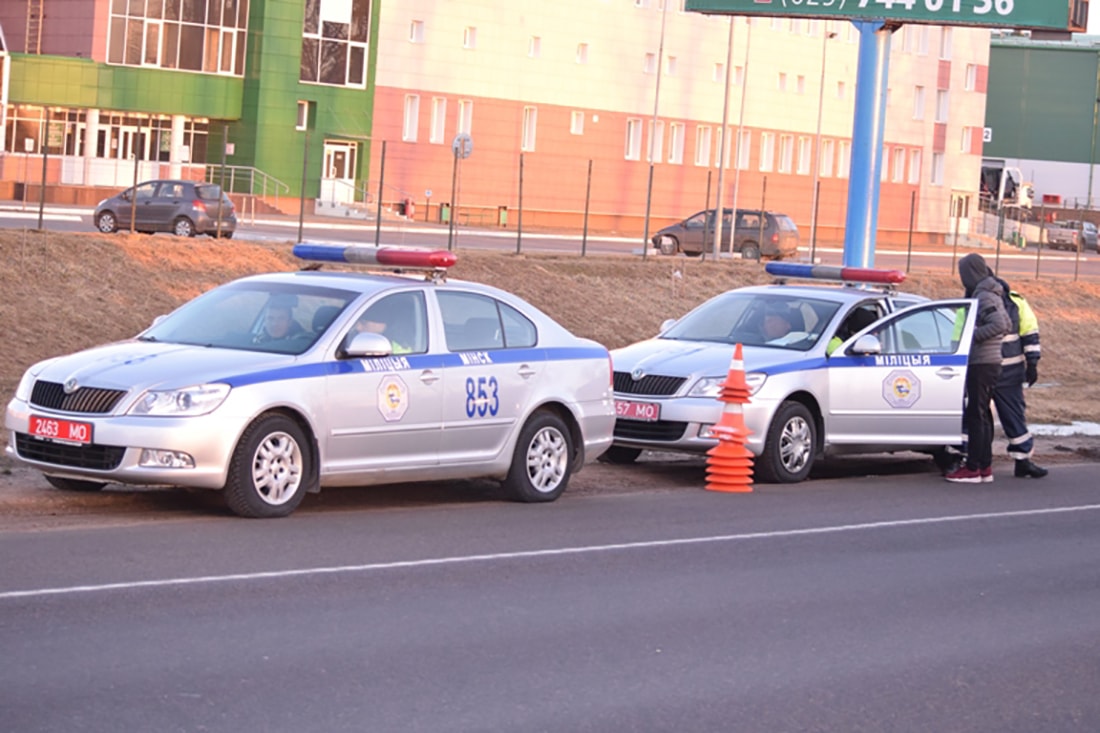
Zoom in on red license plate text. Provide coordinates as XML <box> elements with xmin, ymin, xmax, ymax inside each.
<box><xmin>28</xmin><ymin>415</ymin><xmax>93</xmax><ymax>445</ymax></box>
<box><xmin>615</xmin><ymin>400</ymin><xmax>661</xmax><ymax>422</ymax></box>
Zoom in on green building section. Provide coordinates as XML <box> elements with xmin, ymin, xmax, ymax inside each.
<box><xmin>8</xmin><ymin>54</ymin><xmax>241</xmax><ymax>118</ymax></box>
<box><xmin>227</xmin><ymin>0</ymin><xmax>380</xmax><ymax>200</ymax></box>
<box><xmin>984</xmin><ymin>39</ymin><xmax>1100</xmax><ymax>165</ymax></box>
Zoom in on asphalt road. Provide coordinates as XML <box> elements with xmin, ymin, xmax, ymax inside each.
<box><xmin>3</xmin><ymin>202</ymin><xmax>1099</xmax><ymax>280</ymax></box>
<box><xmin>3</xmin><ymin>462</ymin><xmax>1099</xmax><ymax>732</ymax></box>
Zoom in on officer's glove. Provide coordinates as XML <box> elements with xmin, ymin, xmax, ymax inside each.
<box><xmin>1025</xmin><ymin>362</ymin><xmax>1038</xmax><ymax>387</ymax></box>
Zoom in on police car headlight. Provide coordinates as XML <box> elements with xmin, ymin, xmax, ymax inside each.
<box><xmin>129</xmin><ymin>384</ymin><xmax>230</xmax><ymax>416</ymax></box>
<box><xmin>687</xmin><ymin>377</ymin><xmax>725</xmax><ymax>398</ymax></box>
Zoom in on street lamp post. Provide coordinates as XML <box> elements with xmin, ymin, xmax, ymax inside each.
<box><xmin>710</xmin><ymin>17</ymin><xmax>736</xmax><ymax>260</ymax></box>
<box><xmin>641</xmin><ymin>0</ymin><xmax>669</xmax><ymax>261</ymax></box>
<box><xmin>810</xmin><ymin>29</ymin><xmax>837</xmax><ymax>258</ymax></box>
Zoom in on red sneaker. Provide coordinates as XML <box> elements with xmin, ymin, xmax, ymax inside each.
<box><xmin>980</xmin><ymin>467</ymin><xmax>993</xmax><ymax>483</ymax></box>
<box><xmin>945</xmin><ymin>465</ymin><xmax>983</xmax><ymax>483</ymax></box>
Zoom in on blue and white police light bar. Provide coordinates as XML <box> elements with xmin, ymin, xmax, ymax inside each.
<box><xmin>293</xmin><ymin>243</ymin><xmax>457</xmax><ymax>269</ymax></box>
<box><xmin>765</xmin><ymin>261</ymin><xmax>906</xmax><ymax>284</ymax></box>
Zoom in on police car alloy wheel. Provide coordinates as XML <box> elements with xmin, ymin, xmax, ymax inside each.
<box><xmin>757</xmin><ymin>401</ymin><xmax>816</xmax><ymax>484</ymax></box>
<box><xmin>504</xmin><ymin>411</ymin><xmax>574</xmax><ymax>502</ymax></box>
<box><xmin>224</xmin><ymin>413</ymin><xmax>311</xmax><ymax>518</ymax></box>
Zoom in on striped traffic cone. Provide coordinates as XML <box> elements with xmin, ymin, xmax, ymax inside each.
<box><xmin>705</xmin><ymin>344</ymin><xmax>754</xmax><ymax>493</ymax></box>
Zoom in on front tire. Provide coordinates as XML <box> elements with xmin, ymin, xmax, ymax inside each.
<box><xmin>224</xmin><ymin>414</ymin><xmax>309</xmax><ymax>518</ymax></box>
<box><xmin>756</xmin><ymin>401</ymin><xmax>816</xmax><ymax>483</ymax></box>
<box><xmin>503</xmin><ymin>411</ymin><xmax>574</xmax><ymax>502</ymax></box>
<box><xmin>172</xmin><ymin>216</ymin><xmax>196</xmax><ymax>237</ymax></box>
<box><xmin>95</xmin><ymin>211</ymin><xmax>118</xmax><ymax>233</ymax></box>
<box><xmin>45</xmin><ymin>475</ymin><xmax>107</xmax><ymax>492</ymax></box>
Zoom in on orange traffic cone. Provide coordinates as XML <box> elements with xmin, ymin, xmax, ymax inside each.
<box><xmin>705</xmin><ymin>343</ymin><xmax>754</xmax><ymax>493</ymax></box>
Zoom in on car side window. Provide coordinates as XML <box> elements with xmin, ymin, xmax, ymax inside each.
<box><xmin>439</xmin><ymin>291</ymin><xmax>508</xmax><ymax>352</ymax></box>
<box><xmin>738</xmin><ymin>213</ymin><xmax>761</xmax><ymax>230</ymax></box>
<box><xmin>867</xmin><ymin>306</ymin><xmax>967</xmax><ymax>355</ymax></box>
<box><xmin>159</xmin><ymin>182</ymin><xmax>185</xmax><ymax>199</ymax></box>
<box><xmin>350</xmin><ymin>292</ymin><xmax>428</xmax><ymax>355</ymax></box>
<box><xmin>134</xmin><ymin>182</ymin><xmax>157</xmax><ymax>201</ymax></box>
<box><xmin>500</xmin><ymin>302</ymin><xmax>537</xmax><ymax>348</ymax></box>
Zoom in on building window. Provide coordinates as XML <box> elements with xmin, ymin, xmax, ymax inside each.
<box><xmin>935</xmin><ymin>90</ymin><xmax>949</xmax><ymax>123</ymax></box>
<box><xmin>961</xmin><ymin>126</ymin><xmax>972</xmax><ymax>153</ymax></box>
<box><xmin>457</xmin><ymin>99</ymin><xmax>473</xmax><ymax>135</ymax></box>
<box><xmin>931</xmin><ymin>152</ymin><xmax>945</xmax><ymax>185</ymax></box>
<box><xmin>760</xmin><ymin>132</ymin><xmax>775</xmax><ymax>172</ymax></box>
<box><xmin>666</xmin><ymin>56</ymin><xmax>677</xmax><ymax>75</ymax></box>
<box><xmin>778</xmin><ymin>134</ymin><xmax>793</xmax><ymax>173</ymax></box>
<box><xmin>463</xmin><ymin>26</ymin><xmax>477</xmax><ymax>49</ymax></box>
<box><xmin>529</xmin><ymin>36</ymin><xmax>541</xmax><ymax>58</ymax></box>
<box><xmin>576</xmin><ymin>43</ymin><xmax>589</xmax><ymax>64</ymax></box>
<box><xmin>695</xmin><ymin>126</ymin><xmax>712</xmax><ymax>166</ymax></box>
<box><xmin>913</xmin><ymin>86</ymin><xmax>925</xmax><ymax>120</ymax></box>
<box><xmin>571</xmin><ymin>111</ymin><xmax>584</xmax><ymax>135</ymax></box>
<box><xmin>917</xmin><ymin>26</ymin><xmax>929</xmax><ymax>55</ymax></box>
<box><xmin>626</xmin><ymin>118</ymin><xmax>643</xmax><ymax>160</ymax></box>
<box><xmin>789</xmin><ymin>18</ymin><xmax>801</xmax><ymax>34</ymax></box>
<box><xmin>107</xmin><ymin>0</ymin><xmax>250</xmax><ymax>75</ymax></box>
<box><xmin>778</xmin><ymin>72</ymin><xmax>787</xmax><ymax>92</ymax></box>
<box><xmin>648</xmin><ymin>120</ymin><xmax>665</xmax><ymax>163</ymax></box>
<box><xmin>430</xmin><ymin>97</ymin><xmax>447</xmax><ymax>144</ymax></box>
<box><xmin>892</xmin><ymin>147</ymin><xmax>905</xmax><ymax>182</ymax></box>
<box><xmin>521</xmin><ymin>107</ymin><xmax>537</xmax><ymax>152</ymax></box>
<box><xmin>965</xmin><ymin>64</ymin><xmax>977</xmax><ymax>91</ymax></box>
<box><xmin>403</xmin><ymin>95</ymin><xmax>420</xmax><ymax>142</ymax></box>
<box><xmin>820</xmin><ymin>139</ymin><xmax>834</xmax><ymax>178</ymax></box>
<box><xmin>713</xmin><ymin>62</ymin><xmax>724</xmax><ymax>82</ymax></box>
<box><xmin>939</xmin><ymin>28</ymin><xmax>952</xmax><ymax>60</ymax></box>
<box><xmin>908</xmin><ymin>149</ymin><xmax>922</xmax><ymax>184</ymax></box>
<box><xmin>734</xmin><ymin>65</ymin><xmax>745</xmax><ymax>86</ymax></box>
<box><xmin>410</xmin><ymin>19</ymin><xmax>424</xmax><ymax>43</ymax></box>
<box><xmin>715</xmin><ymin>126</ymin><xmax>733</xmax><ymax>168</ymax></box>
<box><xmin>634</xmin><ymin>0</ymin><xmax>651</xmax><ymax>7</ymax></box>
<box><xmin>838</xmin><ymin>140</ymin><xmax>850</xmax><ymax>179</ymax></box>
<box><xmin>836</xmin><ymin>81</ymin><xmax>847</xmax><ymax>100</ymax></box>
<box><xmin>299</xmin><ymin>0</ymin><xmax>370</xmax><ymax>88</ymax></box>
<box><xmin>644</xmin><ymin>52</ymin><xmax>657</xmax><ymax>74</ymax></box>
<box><xmin>796</xmin><ymin>75</ymin><xmax>806</xmax><ymax>95</ymax></box>
<box><xmin>668</xmin><ymin>123</ymin><xmax>685</xmax><ymax>164</ymax></box>
<box><xmin>296</xmin><ymin>100</ymin><xmax>311</xmax><ymax>131</ymax></box>
<box><xmin>736</xmin><ymin>129</ymin><xmax>751</xmax><ymax>170</ymax></box>
<box><xmin>797</xmin><ymin>137</ymin><xmax>811</xmax><ymax>175</ymax></box>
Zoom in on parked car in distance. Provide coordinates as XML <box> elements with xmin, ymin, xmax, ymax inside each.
<box><xmin>652</xmin><ymin>208</ymin><xmax>800</xmax><ymax>260</ymax></box>
<box><xmin>93</xmin><ymin>179</ymin><xmax>237</xmax><ymax>238</ymax></box>
<box><xmin>1045</xmin><ymin>219</ymin><xmax>1098</xmax><ymax>252</ymax></box>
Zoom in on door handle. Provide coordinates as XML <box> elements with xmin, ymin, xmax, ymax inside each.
<box><xmin>419</xmin><ymin>370</ymin><xmax>440</xmax><ymax>385</ymax></box>
<box><xmin>935</xmin><ymin>367</ymin><xmax>961</xmax><ymax>380</ymax></box>
<box><xmin>517</xmin><ymin>365</ymin><xmax>537</xmax><ymax>379</ymax></box>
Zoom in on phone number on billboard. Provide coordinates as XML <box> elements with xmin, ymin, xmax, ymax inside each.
<box><xmin>780</xmin><ymin>0</ymin><xmax>1015</xmax><ymax>17</ymax></box>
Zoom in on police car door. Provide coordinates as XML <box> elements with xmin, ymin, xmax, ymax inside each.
<box><xmin>436</xmin><ymin>290</ymin><xmax>540</xmax><ymax>464</ymax></box>
<box><xmin>826</xmin><ymin>299</ymin><xmax>976</xmax><ymax>447</ymax></box>
<box><xmin>323</xmin><ymin>291</ymin><xmax>444</xmax><ymax>473</ymax></box>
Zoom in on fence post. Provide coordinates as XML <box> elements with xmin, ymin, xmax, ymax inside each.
<box><xmin>582</xmin><ymin>159</ymin><xmax>592</xmax><ymax>257</ymax></box>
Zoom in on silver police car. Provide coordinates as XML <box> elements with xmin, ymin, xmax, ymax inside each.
<box><xmin>5</xmin><ymin>245</ymin><xmax>615</xmax><ymax>517</ymax></box>
<box><xmin>609</xmin><ymin>263</ymin><xmax>978</xmax><ymax>483</ymax></box>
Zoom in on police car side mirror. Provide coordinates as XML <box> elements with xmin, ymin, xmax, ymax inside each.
<box><xmin>850</xmin><ymin>334</ymin><xmax>882</xmax><ymax>355</ymax></box>
<box><xmin>342</xmin><ymin>332</ymin><xmax>393</xmax><ymax>358</ymax></box>
<box><xmin>659</xmin><ymin>318</ymin><xmax>677</xmax><ymax>333</ymax></box>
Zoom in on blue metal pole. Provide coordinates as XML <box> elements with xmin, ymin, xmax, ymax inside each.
<box><xmin>843</xmin><ymin>21</ymin><xmax>892</xmax><ymax>268</ymax></box>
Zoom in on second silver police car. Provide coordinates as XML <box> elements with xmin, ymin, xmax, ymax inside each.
<box><xmin>609</xmin><ymin>263</ymin><xmax>978</xmax><ymax>482</ymax></box>
<box><xmin>5</xmin><ymin>245</ymin><xmax>615</xmax><ymax>517</ymax></box>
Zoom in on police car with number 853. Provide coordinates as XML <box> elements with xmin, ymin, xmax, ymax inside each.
<box><xmin>4</xmin><ymin>245</ymin><xmax>616</xmax><ymax>517</ymax></box>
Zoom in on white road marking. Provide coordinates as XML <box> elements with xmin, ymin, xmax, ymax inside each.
<box><xmin>3</xmin><ymin>504</ymin><xmax>1100</xmax><ymax>600</ymax></box>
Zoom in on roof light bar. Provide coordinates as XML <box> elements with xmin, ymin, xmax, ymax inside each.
<box><xmin>765</xmin><ymin>261</ymin><xmax>906</xmax><ymax>284</ymax></box>
<box><xmin>293</xmin><ymin>243</ymin><xmax>457</xmax><ymax>269</ymax></box>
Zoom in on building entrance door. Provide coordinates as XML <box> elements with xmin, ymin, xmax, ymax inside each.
<box><xmin>320</xmin><ymin>141</ymin><xmax>357</xmax><ymax>206</ymax></box>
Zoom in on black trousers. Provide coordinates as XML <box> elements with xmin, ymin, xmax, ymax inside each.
<box><xmin>965</xmin><ymin>363</ymin><xmax>1002</xmax><ymax>471</ymax></box>
<box><xmin>993</xmin><ymin>363</ymin><xmax>1034</xmax><ymax>460</ymax></box>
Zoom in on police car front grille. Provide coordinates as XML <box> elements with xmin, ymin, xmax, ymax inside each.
<box><xmin>30</xmin><ymin>380</ymin><xmax>127</xmax><ymax>414</ymax></box>
<box><xmin>15</xmin><ymin>433</ymin><xmax>125</xmax><ymax>470</ymax></box>
<box><xmin>613</xmin><ymin>372</ymin><xmax>686</xmax><ymax>397</ymax></box>
<box><xmin>614</xmin><ymin>420</ymin><xmax>689</xmax><ymax>442</ymax></box>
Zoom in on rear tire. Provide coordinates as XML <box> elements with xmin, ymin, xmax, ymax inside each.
<box><xmin>224</xmin><ymin>414</ymin><xmax>309</xmax><ymax>518</ymax></box>
<box><xmin>45</xmin><ymin>475</ymin><xmax>107</xmax><ymax>492</ymax></box>
<box><xmin>741</xmin><ymin>242</ymin><xmax>761</xmax><ymax>260</ymax></box>
<box><xmin>756</xmin><ymin>401</ymin><xmax>816</xmax><ymax>483</ymax></box>
<box><xmin>503</xmin><ymin>411</ymin><xmax>574</xmax><ymax>502</ymax></box>
<box><xmin>95</xmin><ymin>211</ymin><xmax>118</xmax><ymax>234</ymax></box>
<box><xmin>172</xmin><ymin>217</ymin><xmax>196</xmax><ymax>237</ymax></box>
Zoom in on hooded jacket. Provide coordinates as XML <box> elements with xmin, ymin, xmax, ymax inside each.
<box><xmin>958</xmin><ymin>253</ymin><xmax>1011</xmax><ymax>365</ymax></box>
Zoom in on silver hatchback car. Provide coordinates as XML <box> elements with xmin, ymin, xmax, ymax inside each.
<box><xmin>5</xmin><ymin>246</ymin><xmax>615</xmax><ymax>517</ymax></box>
<box><xmin>93</xmin><ymin>179</ymin><xmax>237</xmax><ymax>238</ymax></box>
<box><xmin>609</xmin><ymin>263</ymin><xmax>978</xmax><ymax>483</ymax></box>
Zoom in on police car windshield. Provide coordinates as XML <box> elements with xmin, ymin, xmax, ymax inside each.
<box><xmin>140</xmin><ymin>282</ymin><xmax>358</xmax><ymax>355</ymax></box>
<box><xmin>661</xmin><ymin>291</ymin><xmax>842</xmax><ymax>351</ymax></box>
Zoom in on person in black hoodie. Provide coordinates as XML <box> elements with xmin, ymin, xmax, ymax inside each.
<box><xmin>947</xmin><ymin>254</ymin><xmax>1011</xmax><ymax>483</ymax></box>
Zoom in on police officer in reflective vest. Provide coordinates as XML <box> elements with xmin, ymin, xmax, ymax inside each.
<box><xmin>993</xmin><ymin>277</ymin><xmax>1048</xmax><ymax>478</ymax></box>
